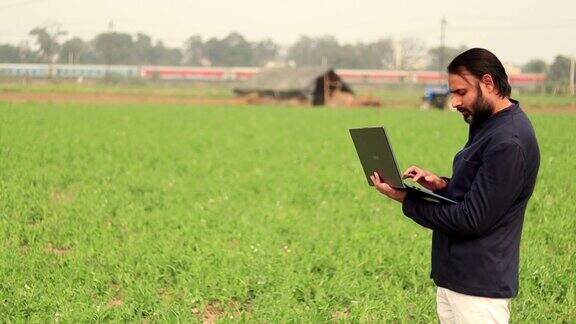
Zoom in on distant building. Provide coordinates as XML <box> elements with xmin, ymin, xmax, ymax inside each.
<box><xmin>233</xmin><ymin>66</ymin><xmax>354</xmax><ymax>106</ymax></box>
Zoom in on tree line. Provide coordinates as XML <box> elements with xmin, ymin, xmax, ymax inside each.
<box><xmin>0</xmin><ymin>24</ymin><xmax>573</xmax><ymax>84</ymax></box>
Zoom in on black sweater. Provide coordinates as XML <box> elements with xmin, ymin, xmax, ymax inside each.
<box><xmin>402</xmin><ymin>100</ymin><xmax>540</xmax><ymax>298</ymax></box>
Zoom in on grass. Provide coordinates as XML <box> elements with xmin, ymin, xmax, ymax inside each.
<box><xmin>0</xmin><ymin>101</ymin><xmax>574</xmax><ymax>322</ymax></box>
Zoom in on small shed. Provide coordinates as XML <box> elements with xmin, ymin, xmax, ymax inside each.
<box><xmin>233</xmin><ymin>66</ymin><xmax>354</xmax><ymax>106</ymax></box>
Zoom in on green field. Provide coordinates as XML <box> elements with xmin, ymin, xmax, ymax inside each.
<box><xmin>0</xmin><ymin>101</ymin><xmax>574</xmax><ymax>322</ymax></box>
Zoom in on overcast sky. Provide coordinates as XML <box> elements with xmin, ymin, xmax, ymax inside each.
<box><xmin>1</xmin><ymin>0</ymin><xmax>574</xmax><ymax>64</ymax></box>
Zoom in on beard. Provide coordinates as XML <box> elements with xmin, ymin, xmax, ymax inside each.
<box><xmin>464</xmin><ymin>83</ymin><xmax>494</xmax><ymax>124</ymax></box>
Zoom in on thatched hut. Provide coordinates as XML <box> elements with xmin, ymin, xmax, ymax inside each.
<box><xmin>233</xmin><ymin>66</ymin><xmax>354</xmax><ymax>106</ymax></box>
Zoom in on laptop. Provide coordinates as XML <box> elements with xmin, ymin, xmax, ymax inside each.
<box><xmin>349</xmin><ymin>127</ymin><xmax>458</xmax><ymax>205</ymax></box>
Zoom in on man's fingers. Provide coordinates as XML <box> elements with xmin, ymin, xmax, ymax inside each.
<box><xmin>412</xmin><ymin>171</ymin><xmax>424</xmax><ymax>182</ymax></box>
<box><xmin>403</xmin><ymin>166</ymin><xmax>417</xmax><ymax>177</ymax></box>
<box><xmin>376</xmin><ymin>182</ymin><xmax>391</xmax><ymax>194</ymax></box>
<box><xmin>379</xmin><ymin>182</ymin><xmax>392</xmax><ymax>191</ymax></box>
<box><xmin>371</xmin><ymin>172</ymin><xmax>380</xmax><ymax>184</ymax></box>
<box><xmin>371</xmin><ymin>172</ymin><xmax>391</xmax><ymax>192</ymax></box>
<box><xmin>403</xmin><ymin>166</ymin><xmax>423</xmax><ymax>179</ymax></box>
<box><xmin>375</xmin><ymin>177</ymin><xmax>383</xmax><ymax>185</ymax></box>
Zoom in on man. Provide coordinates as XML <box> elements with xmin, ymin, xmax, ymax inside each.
<box><xmin>370</xmin><ymin>48</ymin><xmax>540</xmax><ymax>323</ymax></box>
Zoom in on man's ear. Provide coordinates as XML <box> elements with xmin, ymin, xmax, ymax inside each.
<box><xmin>481</xmin><ymin>74</ymin><xmax>496</xmax><ymax>94</ymax></box>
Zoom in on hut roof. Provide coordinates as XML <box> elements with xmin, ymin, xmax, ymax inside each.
<box><xmin>234</xmin><ymin>66</ymin><xmax>352</xmax><ymax>94</ymax></box>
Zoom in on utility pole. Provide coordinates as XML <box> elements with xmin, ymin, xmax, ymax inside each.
<box><xmin>439</xmin><ymin>16</ymin><xmax>447</xmax><ymax>85</ymax></box>
<box><xmin>107</xmin><ymin>19</ymin><xmax>115</xmax><ymax>32</ymax></box>
<box><xmin>394</xmin><ymin>39</ymin><xmax>402</xmax><ymax>70</ymax></box>
<box><xmin>570</xmin><ymin>55</ymin><xmax>575</xmax><ymax>96</ymax></box>
<box><xmin>105</xmin><ymin>19</ymin><xmax>115</xmax><ymax>82</ymax></box>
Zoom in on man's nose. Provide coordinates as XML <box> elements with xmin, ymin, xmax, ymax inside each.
<box><xmin>451</xmin><ymin>96</ymin><xmax>461</xmax><ymax>108</ymax></box>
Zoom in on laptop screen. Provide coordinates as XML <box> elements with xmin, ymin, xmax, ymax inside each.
<box><xmin>349</xmin><ymin>127</ymin><xmax>405</xmax><ymax>188</ymax></box>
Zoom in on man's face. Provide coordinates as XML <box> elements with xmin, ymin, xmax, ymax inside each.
<box><xmin>448</xmin><ymin>72</ymin><xmax>494</xmax><ymax>124</ymax></box>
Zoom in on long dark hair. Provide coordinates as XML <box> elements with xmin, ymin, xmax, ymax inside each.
<box><xmin>448</xmin><ymin>48</ymin><xmax>511</xmax><ymax>98</ymax></box>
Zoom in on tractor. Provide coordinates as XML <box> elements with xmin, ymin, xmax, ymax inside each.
<box><xmin>421</xmin><ymin>85</ymin><xmax>450</xmax><ymax>110</ymax></box>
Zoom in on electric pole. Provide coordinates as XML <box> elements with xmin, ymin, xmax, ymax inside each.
<box><xmin>105</xmin><ymin>19</ymin><xmax>115</xmax><ymax>82</ymax></box>
<box><xmin>439</xmin><ymin>16</ymin><xmax>447</xmax><ymax>85</ymax></box>
<box><xmin>570</xmin><ymin>55</ymin><xmax>575</xmax><ymax>96</ymax></box>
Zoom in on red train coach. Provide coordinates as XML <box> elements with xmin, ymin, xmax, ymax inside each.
<box><xmin>136</xmin><ymin>65</ymin><xmax>548</xmax><ymax>87</ymax></box>
<box><xmin>141</xmin><ymin>66</ymin><xmax>227</xmax><ymax>80</ymax></box>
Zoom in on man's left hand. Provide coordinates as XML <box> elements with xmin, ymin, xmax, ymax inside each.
<box><xmin>370</xmin><ymin>172</ymin><xmax>407</xmax><ymax>203</ymax></box>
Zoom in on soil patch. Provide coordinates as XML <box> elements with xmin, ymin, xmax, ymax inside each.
<box><xmin>1</xmin><ymin>91</ymin><xmax>575</xmax><ymax>114</ymax></box>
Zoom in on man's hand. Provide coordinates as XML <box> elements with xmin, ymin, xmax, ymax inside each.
<box><xmin>402</xmin><ymin>166</ymin><xmax>448</xmax><ymax>191</ymax></box>
<box><xmin>370</xmin><ymin>172</ymin><xmax>407</xmax><ymax>203</ymax></box>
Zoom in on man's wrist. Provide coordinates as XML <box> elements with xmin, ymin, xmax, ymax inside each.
<box><xmin>396</xmin><ymin>191</ymin><xmax>407</xmax><ymax>203</ymax></box>
<box><xmin>439</xmin><ymin>176</ymin><xmax>450</xmax><ymax>190</ymax></box>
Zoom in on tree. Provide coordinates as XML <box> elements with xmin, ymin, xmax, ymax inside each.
<box><xmin>547</xmin><ymin>55</ymin><xmax>572</xmax><ymax>82</ymax></box>
<box><xmin>287</xmin><ymin>35</ymin><xmax>343</xmax><ymax>67</ymax></box>
<box><xmin>522</xmin><ymin>59</ymin><xmax>548</xmax><ymax>73</ymax></box>
<box><xmin>427</xmin><ymin>45</ymin><xmax>468</xmax><ymax>71</ymax></box>
<box><xmin>251</xmin><ymin>39</ymin><xmax>279</xmax><ymax>66</ymax></box>
<box><xmin>397</xmin><ymin>37</ymin><xmax>427</xmax><ymax>70</ymax></box>
<box><xmin>58</xmin><ymin>37</ymin><xmax>93</xmax><ymax>64</ymax></box>
<box><xmin>339</xmin><ymin>43</ymin><xmax>364</xmax><ymax>68</ymax></box>
<box><xmin>182</xmin><ymin>32</ymin><xmax>274</xmax><ymax>67</ymax></box>
<box><xmin>16</xmin><ymin>41</ymin><xmax>36</xmax><ymax>63</ymax></box>
<box><xmin>287</xmin><ymin>35</ymin><xmax>404</xmax><ymax>69</ymax></box>
<box><xmin>203</xmin><ymin>32</ymin><xmax>253</xmax><ymax>66</ymax></box>
<box><xmin>150</xmin><ymin>41</ymin><xmax>182</xmax><ymax>66</ymax></box>
<box><xmin>183</xmin><ymin>35</ymin><xmax>206</xmax><ymax>66</ymax></box>
<box><xmin>0</xmin><ymin>44</ymin><xmax>21</xmax><ymax>63</ymax></box>
<box><xmin>286</xmin><ymin>35</ymin><xmax>315</xmax><ymax>66</ymax></box>
<box><xmin>29</xmin><ymin>24</ymin><xmax>67</xmax><ymax>64</ymax></box>
<box><xmin>92</xmin><ymin>32</ymin><xmax>134</xmax><ymax>65</ymax></box>
<box><xmin>363</xmin><ymin>38</ymin><xmax>395</xmax><ymax>69</ymax></box>
<box><xmin>132</xmin><ymin>33</ymin><xmax>153</xmax><ymax>64</ymax></box>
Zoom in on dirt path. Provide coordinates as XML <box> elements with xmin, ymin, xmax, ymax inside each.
<box><xmin>1</xmin><ymin>91</ymin><xmax>575</xmax><ymax>114</ymax></box>
<box><xmin>0</xmin><ymin>92</ymin><xmax>239</xmax><ymax>106</ymax></box>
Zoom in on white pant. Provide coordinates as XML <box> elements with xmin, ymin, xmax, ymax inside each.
<box><xmin>436</xmin><ymin>287</ymin><xmax>511</xmax><ymax>324</ymax></box>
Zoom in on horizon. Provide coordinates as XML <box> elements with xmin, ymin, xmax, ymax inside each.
<box><xmin>1</xmin><ymin>0</ymin><xmax>575</xmax><ymax>65</ymax></box>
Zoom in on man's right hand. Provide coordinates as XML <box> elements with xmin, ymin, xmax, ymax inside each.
<box><xmin>403</xmin><ymin>166</ymin><xmax>448</xmax><ymax>192</ymax></box>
